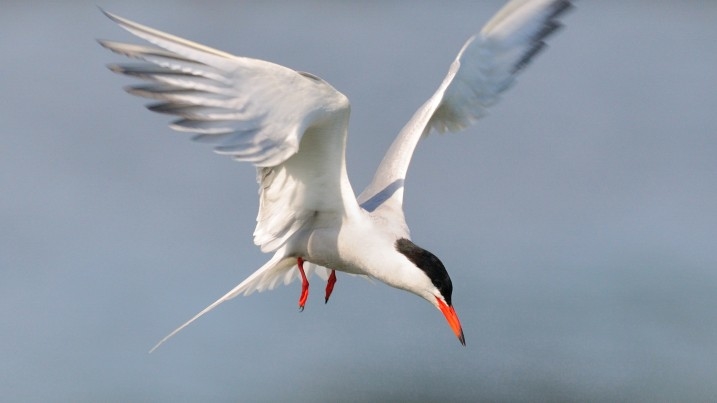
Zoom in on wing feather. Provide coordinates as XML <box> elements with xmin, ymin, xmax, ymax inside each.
<box><xmin>358</xmin><ymin>0</ymin><xmax>573</xmax><ymax>229</ymax></box>
<box><xmin>100</xmin><ymin>10</ymin><xmax>359</xmax><ymax>252</ymax></box>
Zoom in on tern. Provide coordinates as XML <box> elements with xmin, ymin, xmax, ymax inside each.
<box><xmin>99</xmin><ymin>0</ymin><xmax>572</xmax><ymax>351</ymax></box>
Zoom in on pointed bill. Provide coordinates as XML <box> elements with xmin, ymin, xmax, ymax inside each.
<box><xmin>436</xmin><ymin>297</ymin><xmax>466</xmax><ymax>346</ymax></box>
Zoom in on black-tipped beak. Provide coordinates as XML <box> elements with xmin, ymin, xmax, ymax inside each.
<box><xmin>436</xmin><ymin>297</ymin><xmax>465</xmax><ymax>346</ymax></box>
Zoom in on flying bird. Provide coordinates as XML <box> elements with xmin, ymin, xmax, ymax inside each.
<box><xmin>99</xmin><ymin>0</ymin><xmax>573</xmax><ymax>352</ymax></box>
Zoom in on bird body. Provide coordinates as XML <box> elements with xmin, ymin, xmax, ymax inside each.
<box><xmin>99</xmin><ymin>0</ymin><xmax>573</xmax><ymax>352</ymax></box>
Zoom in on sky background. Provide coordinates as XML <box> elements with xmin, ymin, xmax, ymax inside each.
<box><xmin>2</xmin><ymin>1</ymin><xmax>716</xmax><ymax>401</ymax></box>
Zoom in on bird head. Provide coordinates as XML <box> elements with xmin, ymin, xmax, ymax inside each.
<box><xmin>395</xmin><ymin>238</ymin><xmax>465</xmax><ymax>346</ymax></box>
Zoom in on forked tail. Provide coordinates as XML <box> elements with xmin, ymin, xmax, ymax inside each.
<box><xmin>149</xmin><ymin>249</ymin><xmax>296</xmax><ymax>353</ymax></box>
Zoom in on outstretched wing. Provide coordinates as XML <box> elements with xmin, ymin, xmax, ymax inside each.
<box><xmin>357</xmin><ymin>0</ymin><xmax>573</xmax><ymax>234</ymax></box>
<box><xmin>100</xmin><ymin>10</ymin><xmax>360</xmax><ymax>252</ymax></box>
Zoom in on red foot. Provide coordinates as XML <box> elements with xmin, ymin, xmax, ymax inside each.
<box><xmin>297</xmin><ymin>257</ymin><xmax>309</xmax><ymax>311</ymax></box>
<box><xmin>325</xmin><ymin>269</ymin><xmax>337</xmax><ymax>304</ymax></box>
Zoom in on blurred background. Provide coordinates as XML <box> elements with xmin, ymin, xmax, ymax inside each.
<box><xmin>2</xmin><ymin>1</ymin><xmax>716</xmax><ymax>401</ymax></box>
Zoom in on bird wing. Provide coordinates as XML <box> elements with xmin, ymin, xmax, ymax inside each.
<box><xmin>99</xmin><ymin>10</ymin><xmax>361</xmax><ymax>253</ymax></box>
<box><xmin>357</xmin><ymin>0</ymin><xmax>573</xmax><ymax>234</ymax></box>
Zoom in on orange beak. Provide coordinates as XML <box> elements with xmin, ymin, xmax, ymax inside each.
<box><xmin>435</xmin><ymin>296</ymin><xmax>465</xmax><ymax>346</ymax></box>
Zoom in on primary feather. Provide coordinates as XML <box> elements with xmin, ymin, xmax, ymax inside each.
<box><xmin>99</xmin><ymin>0</ymin><xmax>573</xmax><ymax>351</ymax></box>
<box><xmin>358</xmin><ymin>0</ymin><xmax>573</xmax><ymax>233</ymax></box>
<box><xmin>99</xmin><ymin>9</ymin><xmax>360</xmax><ymax>254</ymax></box>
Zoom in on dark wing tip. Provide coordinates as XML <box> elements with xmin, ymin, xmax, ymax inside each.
<box><xmin>98</xmin><ymin>7</ymin><xmax>122</xmax><ymax>24</ymax></box>
<box><xmin>511</xmin><ymin>0</ymin><xmax>574</xmax><ymax>74</ymax></box>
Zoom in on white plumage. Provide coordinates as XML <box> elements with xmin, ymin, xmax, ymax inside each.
<box><xmin>99</xmin><ymin>0</ymin><xmax>573</xmax><ymax>352</ymax></box>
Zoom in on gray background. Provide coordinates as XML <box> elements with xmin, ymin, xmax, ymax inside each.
<box><xmin>2</xmin><ymin>1</ymin><xmax>716</xmax><ymax>401</ymax></box>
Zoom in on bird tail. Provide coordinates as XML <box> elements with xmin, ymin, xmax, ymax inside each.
<box><xmin>149</xmin><ymin>249</ymin><xmax>296</xmax><ymax>353</ymax></box>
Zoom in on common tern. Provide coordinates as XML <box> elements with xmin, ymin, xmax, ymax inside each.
<box><xmin>99</xmin><ymin>0</ymin><xmax>573</xmax><ymax>352</ymax></box>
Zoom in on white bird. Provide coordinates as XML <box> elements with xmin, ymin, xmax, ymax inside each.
<box><xmin>99</xmin><ymin>0</ymin><xmax>572</xmax><ymax>352</ymax></box>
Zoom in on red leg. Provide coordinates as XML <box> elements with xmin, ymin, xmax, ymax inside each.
<box><xmin>297</xmin><ymin>257</ymin><xmax>309</xmax><ymax>311</ymax></box>
<box><xmin>325</xmin><ymin>269</ymin><xmax>337</xmax><ymax>304</ymax></box>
